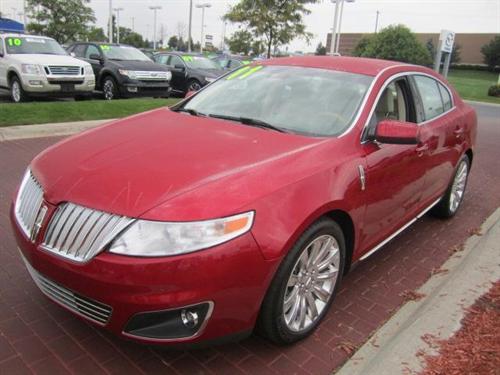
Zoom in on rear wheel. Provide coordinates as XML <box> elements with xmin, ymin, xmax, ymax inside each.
<box><xmin>10</xmin><ymin>76</ymin><xmax>30</xmax><ymax>103</ymax></box>
<box><xmin>257</xmin><ymin>218</ymin><xmax>345</xmax><ymax>345</ymax></box>
<box><xmin>431</xmin><ymin>154</ymin><xmax>470</xmax><ymax>218</ymax></box>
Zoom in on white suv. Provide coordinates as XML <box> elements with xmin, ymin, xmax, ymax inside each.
<box><xmin>0</xmin><ymin>33</ymin><xmax>95</xmax><ymax>102</ymax></box>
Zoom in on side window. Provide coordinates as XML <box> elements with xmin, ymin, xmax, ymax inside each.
<box><xmin>0</xmin><ymin>38</ymin><xmax>4</xmax><ymax>56</ymax></box>
<box><xmin>438</xmin><ymin>83</ymin><xmax>452</xmax><ymax>111</ymax></box>
<box><xmin>374</xmin><ymin>81</ymin><xmax>407</xmax><ymax>123</ymax></box>
<box><xmin>85</xmin><ymin>45</ymin><xmax>100</xmax><ymax>59</ymax></box>
<box><xmin>72</xmin><ymin>44</ymin><xmax>86</xmax><ymax>57</ymax></box>
<box><xmin>156</xmin><ymin>54</ymin><xmax>169</xmax><ymax>64</ymax></box>
<box><xmin>229</xmin><ymin>59</ymin><xmax>241</xmax><ymax>69</ymax></box>
<box><xmin>413</xmin><ymin>75</ymin><xmax>444</xmax><ymax>121</ymax></box>
<box><xmin>169</xmin><ymin>55</ymin><xmax>184</xmax><ymax>67</ymax></box>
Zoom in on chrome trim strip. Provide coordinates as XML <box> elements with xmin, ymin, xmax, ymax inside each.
<box><xmin>360</xmin><ymin>197</ymin><xmax>442</xmax><ymax>261</ymax></box>
<box><xmin>122</xmin><ymin>301</ymin><xmax>215</xmax><ymax>343</ymax></box>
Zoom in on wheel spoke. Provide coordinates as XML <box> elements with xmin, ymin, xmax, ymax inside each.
<box><xmin>284</xmin><ymin>286</ymin><xmax>299</xmax><ymax>312</ymax></box>
<box><xmin>317</xmin><ymin>247</ymin><xmax>339</xmax><ymax>270</ymax></box>
<box><xmin>305</xmin><ymin>291</ymin><xmax>318</xmax><ymax>320</ymax></box>
<box><xmin>298</xmin><ymin>295</ymin><xmax>307</xmax><ymax>329</ymax></box>
<box><xmin>286</xmin><ymin>292</ymin><xmax>301</xmax><ymax>324</ymax></box>
<box><xmin>313</xmin><ymin>285</ymin><xmax>330</xmax><ymax>303</ymax></box>
<box><xmin>315</xmin><ymin>266</ymin><xmax>339</xmax><ymax>280</ymax></box>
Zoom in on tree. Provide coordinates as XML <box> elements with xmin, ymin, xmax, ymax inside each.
<box><xmin>481</xmin><ymin>36</ymin><xmax>500</xmax><ymax>71</ymax></box>
<box><xmin>168</xmin><ymin>35</ymin><xmax>179</xmax><ymax>50</ymax></box>
<box><xmin>224</xmin><ymin>0</ymin><xmax>318</xmax><ymax>58</ymax></box>
<box><xmin>226</xmin><ymin>30</ymin><xmax>254</xmax><ymax>55</ymax></box>
<box><xmin>86</xmin><ymin>27</ymin><xmax>107</xmax><ymax>42</ymax></box>
<box><xmin>315</xmin><ymin>42</ymin><xmax>327</xmax><ymax>55</ymax></box>
<box><xmin>352</xmin><ymin>25</ymin><xmax>431</xmax><ymax>66</ymax></box>
<box><xmin>352</xmin><ymin>35</ymin><xmax>373</xmax><ymax>57</ymax></box>
<box><xmin>26</xmin><ymin>0</ymin><xmax>95</xmax><ymax>44</ymax></box>
<box><xmin>119</xmin><ymin>28</ymin><xmax>147</xmax><ymax>48</ymax></box>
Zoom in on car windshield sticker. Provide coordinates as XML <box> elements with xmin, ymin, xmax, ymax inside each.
<box><xmin>225</xmin><ymin>66</ymin><xmax>251</xmax><ymax>80</ymax></box>
<box><xmin>25</xmin><ymin>38</ymin><xmax>46</xmax><ymax>43</ymax></box>
<box><xmin>182</xmin><ymin>55</ymin><xmax>194</xmax><ymax>62</ymax></box>
<box><xmin>6</xmin><ymin>38</ymin><xmax>22</xmax><ymax>47</ymax></box>
<box><xmin>238</xmin><ymin>65</ymin><xmax>263</xmax><ymax>79</ymax></box>
<box><xmin>241</xmin><ymin>60</ymin><xmax>251</xmax><ymax>65</ymax></box>
<box><xmin>101</xmin><ymin>45</ymin><xmax>111</xmax><ymax>51</ymax></box>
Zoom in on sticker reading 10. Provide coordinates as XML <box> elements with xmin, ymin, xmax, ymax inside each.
<box><xmin>7</xmin><ymin>38</ymin><xmax>22</xmax><ymax>46</ymax></box>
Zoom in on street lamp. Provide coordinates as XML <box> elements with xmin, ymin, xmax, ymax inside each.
<box><xmin>114</xmin><ymin>7</ymin><xmax>124</xmax><ymax>44</ymax></box>
<box><xmin>196</xmin><ymin>3</ymin><xmax>211</xmax><ymax>53</ymax></box>
<box><xmin>329</xmin><ymin>0</ymin><xmax>355</xmax><ymax>55</ymax></box>
<box><xmin>108</xmin><ymin>0</ymin><xmax>113</xmax><ymax>43</ymax></box>
<box><xmin>188</xmin><ymin>0</ymin><xmax>193</xmax><ymax>52</ymax></box>
<box><xmin>149</xmin><ymin>6</ymin><xmax>162</xmax><ymax>50</ymax></box>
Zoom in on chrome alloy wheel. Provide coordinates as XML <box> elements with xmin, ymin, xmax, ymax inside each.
<box><xmin>283</xmin><ymin>235</ymin><xmax>341</xmax><ymax>332</ymax></box>
<box><xmin>103</xmin><ymin>79</ymin><xmax>115</xmax><ymax>100</ymax></box>
<box><xmin>12</xmin><ymin>81</ymin><xmax>21</xmax><ymax>102</ymax></box>
<box><xmin>449</xmin><ymin>160</ymin><xmax>468</xmax><ymax>213</ymax></box>
<box><xmin>188</xmin><ymin>81</ymin><xmax>202</xmax><ymax>91</ymax></box>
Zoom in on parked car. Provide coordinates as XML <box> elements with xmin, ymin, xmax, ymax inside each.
<box><xmin>11</xmin><ymin>56</ymin><xmax>476</xmax><ymax>346</ymax></box>
<box><xmin>0</xmin><ymin>33</ymin><xmax>95</xmax><ymax>102</ymax></box>
<box><xmin>154</xmin><ymin>51</ymin><xmax>225</xmax><ymax>95</ymax></box>
<box><xmin>211</xmin><ymin>54</ymin><xmax>252</xmax><ymax>70</ymax></box>
<box><xmin>67</xmin><ymin>42</ymin><xmax>171</xmax><ymax>100</ymax></box>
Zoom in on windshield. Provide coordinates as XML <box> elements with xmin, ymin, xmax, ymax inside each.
<box><xmin>100</xmin><ymin>45</ymin><xmax>151</xmax><ymax>61</ymax></box>
<box><xmin>5</xmin><ymin>37</ymin><xmax>67</xmax><ymax>55</ymax></box>
<box><xmin>182</xmin><ymin>65</ymin><xmax>373</xmax><ymax>137</ymax></box>
<box><xmin>182</xmin><ymin>55</ymin><xmax>220</xmax><ymax>70</ymax></box>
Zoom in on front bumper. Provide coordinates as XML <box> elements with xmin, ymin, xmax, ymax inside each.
<box><xmin>118</xmin><ymin>79</ymin><xmax>170</xmax><ymax>98</ymax></box>
<box><xmin>21</xmin><ymin>73</ymin><xmax>95</xmax><ymax>95</ymax></box>
<box><xmin>10</xmin><ymin>203</ymin><xmax>278</xmax><ymax>345</ymax></box>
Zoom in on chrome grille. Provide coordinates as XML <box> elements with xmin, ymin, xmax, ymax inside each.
<box><xmin>14</xmin><ymin>170</ymin><xmax>44</xmax><ymax>240</ymax></box>
<box><xmin>22</xmin><ymin>256</ymin><xmax>112</xmax><ymax>325</ymax></box>
<box><xmin>47</xmin><ymin>65</ymin><xmax>82</xmax><ymax>76</ymax></box>
<box><xmin>42</xmin><ymin>203</ymin><xmax>134</xmax><ymax>263</ymax></box>
<box><xmin>135</xmin><ymin>71</ymin><xmax>169</xmax><ymax>80</ymax></box>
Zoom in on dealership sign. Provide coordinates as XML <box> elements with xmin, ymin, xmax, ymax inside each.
<box><xmin>439</xmin><ymin>30</ymin><xmax>455</xmax><ymax>53</ymax></box>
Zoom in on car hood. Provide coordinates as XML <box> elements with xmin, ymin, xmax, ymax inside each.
<box><xmin>107</xmin><ymin>59</ymin><xmax>169</xmax><ymax>71</ymax></box>
<box><xmin>32</xmin><ymin>108</ymin><xmax>328</xmax><ymax>220</ymax></box>
<box><xmin>10</xmin><ymin>54</ymin><xmax>89</xmax><ymax>66</ymax></box>
<box><xmin>191</xmin><ymin>68</ymin><xmax>226</xmax><ymax>78</ymax></box>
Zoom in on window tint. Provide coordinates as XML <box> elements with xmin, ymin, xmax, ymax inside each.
<box><xmin>438</xmin><ymin>83</ymin><xmax>452</xmax><ymax>111</ymax></box>
<box><xmin>156</xmin><ymin>54</ymin><xmax>169</xmax><ymax>64</ymax></box>
<box><xmin>169</xmin><ymin>55</ymin><xmax>184</xmax><ymax>67</ymax></box>
<box><xmin>72</xmin><ymin>44</ymin><xmax>86</xmax><ymax>57</ymax></box>
<box><xmin>85</xmin><ymin>45</ymin><xmax>100</xmax><ymax>59</ymax></box>
<box><xmin>374</xmin><ymin>81</ymin><xmax>407</xmax><ymax>122</ymax></box>
<box><xmin>414</xmin><ymin>75</ymin><xmax>444</xmax><ymax>120</ymax></box>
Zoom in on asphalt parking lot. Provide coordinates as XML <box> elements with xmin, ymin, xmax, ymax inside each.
<box><xmin>0</xmin><ymin>102</ymin><xmax>498</xmax><ymax>374</ymax></box>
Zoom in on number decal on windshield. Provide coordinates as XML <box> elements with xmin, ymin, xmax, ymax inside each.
<box><xmin>101</xmin><ymin>45</ymin><xmax>111</xmax><ymax>51</ymax></box>
<box><xmin>7</xmin><ymin>38</ymin><xmax>22</xmax><ymax>47</ymax></box>
<box><xmin>182</xmin><ymin>55</ymin><xmax>194</xmax><ymax>62</ymax></box>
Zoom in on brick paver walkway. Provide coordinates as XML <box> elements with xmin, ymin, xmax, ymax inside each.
<box><xmin>1</xmin><ymin>105</ymin><xmax>499</xmax><ymax>374</ymax></box>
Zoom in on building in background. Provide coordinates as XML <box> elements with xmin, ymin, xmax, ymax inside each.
<box><xmin>326</xmin><ymin>32</ymin><xmax>499</xmax><ymax>65</ymax></box>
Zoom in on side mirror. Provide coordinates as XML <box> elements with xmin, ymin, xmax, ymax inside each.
<box><xmin>89</xmin><ymin>53</ymin><xmax>103</xmax><ymax>62</ymax></box>
<box><xmin>185</xmin><ymin>90</ymin><xmax>196</xmax><ymax>98</ymax></box>
<box><xmin>375</xmin><ymin>119</ymin><xmax>419</xmax><ymax>145</ymax></box>
<box><xmin>70</xmin><ymin>52</ymin><xmax>76</xmax><ymax>57</ymax></box>
<box><xmin>174</xmin><ymin>64</ymin><xmax>185</xmax><ymax>72</ymax></box>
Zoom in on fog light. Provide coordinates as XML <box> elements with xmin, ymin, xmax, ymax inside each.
<box><xmin>181</xmin><ymin>309</ymin><xmax>199</xmax><ymax>328</ymax></box>
<box><xmin>127</xmin><ymin>86</ymin><xmax>138</xmax><ymax>93</ymax></box>
<box><xmin>29</xmin><ymin>80</ymin><xmax>43</xmax><ymax>86</ymax></box>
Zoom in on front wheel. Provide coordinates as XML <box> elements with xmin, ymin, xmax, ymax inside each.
<box><xmin>431</xmin><ymin>154</ymin><xmax>470</xmax><ymax>218</ymax></box>
<box><xmin>186</xmin><ymin>79</ymin><xmax>202</xmax><ymax>92</ymax></box>
<box><xmin>103</xmin><ymin>76</ymin><xmax>119</xmax><ymax>100</ymax></box>
<box><xmin>257</xmin><ymin>218</ymin><xmax>345</xmax><ymax>345</ymax></box>
<box><xmin>10</xmin><ymin>76</ymin><xmax>30</xmax><ymax>103</ymax></box>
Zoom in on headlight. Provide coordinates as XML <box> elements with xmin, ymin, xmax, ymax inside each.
<box><xmin>205</xmin><ymin>77</ymin><xmax>215</xmax><ymax>83</ymax></box>
<box><xmin>109</xmin><ymin>211</ymin><xmax>254</xmax><ymax>257</ymax></box>
<box><xmin>22</xmin><ymin>64</ymin><xmax>42</xmax><ymax>75</ymax></box>
<box><xmin>166</xmin><ymin>71</ymin><xmax>172</xmax><ymax>81</ymax></box>
<box><xmin>118</xmin><ymin>69</ymin><xmax>138</xmax><ymax>79</ymax></box>
<box><xmin>84</xmin><ymin>65</ymin><xmax>93</xmax><ymax>75</ymax></box>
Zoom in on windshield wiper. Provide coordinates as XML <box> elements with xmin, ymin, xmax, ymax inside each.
<box><xmin>172</xmin><ymin>108</ymin><xmax>206</xmax><ymax>117</ymax></box>
<box><xmin>208</xmin><ymin>114</ymin><xmax>286</xmax><ymax>133</ymax></box>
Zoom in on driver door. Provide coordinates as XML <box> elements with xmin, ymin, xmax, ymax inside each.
<box><xmin>359</xmin><ymin>76</ymin><xmax>428</xmax><ymax>254</ymax></box>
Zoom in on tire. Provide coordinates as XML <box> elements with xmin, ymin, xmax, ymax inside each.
<box><xmin>10</xmin><ymin>76</ymin><xmax>30</xmax><ymax>103</ymax></box>
<box><xmin>186</xmin><ymin>79</ymin><xmax>202</xmax><ymax>93</ymax></box>
<box><xmin>102</xmin><ymin>76</ymin><xmax>120</xmax><ymax>100</ymax></box>
<box><xmin>430</xmin><ymin>154</ymin><xmax>470</xmax><ymax>218</ymax></box>
<box><xmin>257</xmin><ymin>217</ymin><xmax>346</xmax><ymax>345</ymax></box>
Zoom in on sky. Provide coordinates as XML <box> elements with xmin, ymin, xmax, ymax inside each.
<box><xmin>1</xmin><ymin>0</ymin><xmax>499</xmax><ymax>52</ymax></box>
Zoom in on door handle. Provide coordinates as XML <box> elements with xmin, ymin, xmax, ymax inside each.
<box><xmin>415</xmin><ymin>143</ymin><xmax>429</xmax><ymax>157</ymax></box>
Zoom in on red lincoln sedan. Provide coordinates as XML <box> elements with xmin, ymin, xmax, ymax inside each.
<box><xmin>11</xmin><ymin>56</ymin><xmax>476</xmax><ymax>346</ymax></box>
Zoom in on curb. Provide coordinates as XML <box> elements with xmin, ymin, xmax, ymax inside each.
<box><xmin>464</xmin><ymin>100</ymin><xmax>500</xmax><ymax>108</ymax></box>
<box><xmin>0</xmin><ymin>119</ymin><xmax>116</xmax><ymax>142</ymax></box>
<box><xmin>336</xmin><ymin>208</ymin><xmax>500</xmax><ymax>375</ymax></box>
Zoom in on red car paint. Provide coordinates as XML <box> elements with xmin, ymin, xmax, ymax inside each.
<box><xmin>11</xmin><ymin>56</ymin><xmax>477</xmax><ymax>345</ymax></box>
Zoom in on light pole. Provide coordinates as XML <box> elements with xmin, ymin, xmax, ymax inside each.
<box><xmin>329</xmin><ymin>1</ymin><xmax>340</xmax><ymax>55</ymax></box>
<box><xmin>188</xmin><ymin>0</ymin><xmax>193</xmax><ymax>52</ymax></box>
<box><xmin>114</xmin><ymin>7</ymin><xmax>124</xmax><ymax>44</ymax></box>
<box><xmin>131</xmin><ymin>17</ymin><xmax>135</xmax><ymax>32</ymax></box>
<box><xmin>108</xmin><ymin>0</ymin><xmax>113</xmax><ymax>43</ymax></box>
<box><xmin>335</xmin><ymin>0</ymin><xmax>354</xmax><ymax>54</ymax></box>
<box><xmin>196</xmin><ymin>3</ymin><xmax>211</xmax><ymax>53</ymax></box>
<box><xmin>149</xmin><ymin>6</ymin><xmax>162</xmax><ymax>50</ymax></box>
<box><xmin>374</xmin><ymin>10</ymin><xmax>380</xmax><ymax>33</ymax></box>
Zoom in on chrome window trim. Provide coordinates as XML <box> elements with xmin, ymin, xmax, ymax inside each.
<box><xmin>359</xmin><ymin>70</ymin><xmax>457</xmax><ymax>144</ymax></box>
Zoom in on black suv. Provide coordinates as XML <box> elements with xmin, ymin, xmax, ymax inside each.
<box><xmin>67</xmin><ymin>42</ymin><xmax>171</xmax><ymax>100</ymax></box>
<box><xmin>154</xmin><ymin>52</ymin><xmax>225</xmax><ymax>96</ymax></box>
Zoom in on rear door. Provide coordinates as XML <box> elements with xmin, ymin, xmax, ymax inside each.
<box><xmin>410</xmin><ymin>74</ymin><xmax>460</xmax><ymax>205</ymax></box>
<box><xmin>360</xmin><ymin>75</ymin><xmax>428</xmax><ymax>253</ymax></box>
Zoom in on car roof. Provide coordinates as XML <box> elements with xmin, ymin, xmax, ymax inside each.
<box><xmin>259</xmin><ymin>56</ymin><xmax>413</xmax><ymax>77</ymax></box>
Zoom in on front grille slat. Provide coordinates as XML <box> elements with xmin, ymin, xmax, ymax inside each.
<box><xmin>14</xmin><ymin>170</ymin><xmax>44</xmax><ymax>240</ymax></box>
<box><xmin>43</xmin><ymin>203</ymin><xmax>134</xmax><ymax>263</ymax></box>
<box><xmin>47</xmin><ymin>66</ymin><xmax>81</xmax><ymax>76</ymax></box>
<box><xmin>22</xmin><ymin>256</ymin><xmax>112</xmax><ymax>325</ymax></box>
